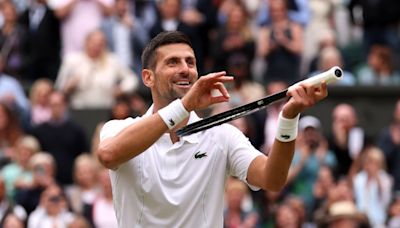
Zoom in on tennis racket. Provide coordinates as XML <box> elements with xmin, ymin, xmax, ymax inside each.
<box><xmin>176</xmin><ymin>66</ymin><xmax>343</xmax><ymax>137</ymax></box>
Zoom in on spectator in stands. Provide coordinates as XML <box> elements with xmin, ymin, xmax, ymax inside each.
<box><xmin>387</xmin><ymin>193</ymin><xmax>400</xmax><ymax>228</ymax></box>
<box><xmin>55</xmin><ymin>30</ymin><xmax>138</xmax><ymax>109</ymax></box>
<box><xmin>287</xmin><ymin>115</ymin><xmax>337</xmax><ymax>212</ymax></box>
<box><xmin>256</xmin><ymin>0</ymin><xmax>310</xmax><ymax>27</ymax></box>
<box><xmin>28</xmin><ymin>184</ymin><xmax>75</xmax><ymax>228</ymax></box>
<box><xmin>349</xmin><ymin>0</ymin><xmax>400</xmax><ymax>54</ymax></box>
<box><xmin>2</xmin><ymin>135</ymin><xmax>40</xmax><ymax>200</ymax></box>
<box><xmin>19</xmin><ymin>0</ymin><xmax>61</xmax><ymax>81</ymax></box>
<box><xmin>355</xmin><ymin>44</ymin><xmax>400</xmax><ymax>85</ymax></box>
<box><xmin>102</xmin><ymin>0</ymin><xmax>149</xmax><ymax>76</ymax></box>
<box><xmin>320</xmin><ymin>200</ymin><xmax>369</xmax><ymax>228</ymax></box>
<box><xmin>263</xmin><ymin>81</ymin><xmax>287</xmax><ymax>153</ymax></box>
<box><xmin>257</xmin><ymin>0</ymin><xmax>303</xmax><ymax>84</ymax></box>
<box><xmin>68</xmin><ymin>215</ymin><xmax>91</xmax><ymax>228</ymax></box>
<box><xmin>0</xmin><ymin>103</ymin><xmax>23</xmax><ymax>168</ymax></box>
<box><xmin>0</xmin><ymin>59</ymin><xmax>30</xmax><ymax>115</ymax></box>
<box><xmin>0</xmin><ymin>177</ymin><xmax>27</xmax><ymax>227</ymax></box>
<box><xmin>150</xmin><ymin>0</ymin><xmax>207</xmax><ymax>74</ymax></box>
<box><xmin>353</xmin><ymin>146</ymin><xmax>392</xmax><ymax>227</ymax></box>
<box><xmin>28</xmin><ymin>78</ymin><xmax>53</xmax><ymax>127</ymax></box>
<box><xmin>274</xmin><ymin>202</ymin><xmax>302</xmax><ymax>228</ymax></box>
<box><xmin>0</xmin><ymin>1</ymin><xmax>29</xmax><ymax>79</ymax></box>
<box><xmin>224</xmin><ymin>177</ymin><xmax>258</xmax><ymax>228</ymax></box>
<box><xmin>2</xmin><ymin>213</ymin><xmax>25</xmax><ymax>228</ymax></box>
<box><xmin>302</xmin><ymin>0</ymin><xmax>336</xmax><ymax>74</ymax></box>
<box><xmin>50</xmin><ymin>0</ymin><xmax>114</xmax><ymax>56</ymax></box>
<box><xmin>211</xmin><ymin>1</ymin><xmax>255</xmax><ymax>78</ymax></box>
<box><xmin>65</xmin><ymin>154</ymin><xmax>100</xmax><ymax>225</ymax></box>
<box><xmin>311</xmin><ymin>165</ymin><xmax>335</xmax><ymax>215</ymax></box>
<box><xmin>92</xmin><ymin>168</ymin><xmax>117</xmax><ymax>228</ymax></box>
<box><xmin>309</xmin><ymin>46</ymin><xmax>356</xmax><ymax>86</ymax></box>
<box><xmin>378</xmin><ymin>99</ymin><xmax>400</xmax><ymax>193</ymax></box>
<box><xmin>329</xmin><ymin>103</ymin><xmax>365</xmax><ymax>178</ymax></box>
<box><xmin>15</xmin><ymin>152</ymin><xmax>56</xmax><ymax>214</ymax></box>
<box><xmin>30</xmin><ymin>91</ymin><xmax>88</xmax><ymax>186</ymax></box>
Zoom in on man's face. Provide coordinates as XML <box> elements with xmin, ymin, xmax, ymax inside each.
<box><xmin>150</xmin><ymin>43</ymin><xmax>198</xmax><ymax>104</ymax></box>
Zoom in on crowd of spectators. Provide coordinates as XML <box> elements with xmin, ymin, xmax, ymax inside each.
<box><xmin>0</xmin><ymin>0</ymin><xmax>400</xmax><ymax>227</ymax></box>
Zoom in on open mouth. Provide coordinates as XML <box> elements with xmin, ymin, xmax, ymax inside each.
<box><xmin>174</xmin><ymin>81</ymin><xmax>191</xmax><ymax>88</ymax></box>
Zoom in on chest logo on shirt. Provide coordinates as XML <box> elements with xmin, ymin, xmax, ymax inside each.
<box><xmin>194</xmin><ymin>151</ymin><xmax>207</xmax><ymax>159</ymax></box>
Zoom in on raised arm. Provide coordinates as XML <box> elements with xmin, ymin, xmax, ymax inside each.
<box><xmin>97</xmin><ymin>72</ymin><xmax>233</xmax><ymax>169</ymax></box>
<box><xmin>247</xmin><ymin>82</ymin><xmax>328</xmax><ymax>191</ymax></box>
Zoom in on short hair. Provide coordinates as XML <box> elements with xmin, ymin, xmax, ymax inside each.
<box><xmin>141</xmin><ymin>31</ymin><xmax>193</xmax><ymax>70</ymax></box>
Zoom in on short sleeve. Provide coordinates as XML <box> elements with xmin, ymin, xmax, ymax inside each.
<box><xmin>225</xmin><ymin>125</ymin><xmax>263</xmax><ymax>191</ymax></box>
<box><xmin>99</xmin><ymin>117</ymin><xmax>137</xmax><ymax>141</ymax></box>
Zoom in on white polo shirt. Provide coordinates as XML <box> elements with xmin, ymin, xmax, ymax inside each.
<box><xmin>100</xmin><ymin>106</ymin><xmax>263</xmax><ymax>228</ymax></box>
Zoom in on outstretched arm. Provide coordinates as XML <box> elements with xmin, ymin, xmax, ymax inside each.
<box><xmin>97</xmin><ymin>72</ymin><xmax>233</xmax><ymax>169</ymax></box>
<box><xmin>247</xmin><ymin>82</ymin><xmax>328</xmax><ymax>191</ymax></box>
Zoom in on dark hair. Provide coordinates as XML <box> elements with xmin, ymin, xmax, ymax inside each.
<box><xmin>141</xmin><ymin>31</ymin><xmax>193</xmax><ymax>70</ymax></box>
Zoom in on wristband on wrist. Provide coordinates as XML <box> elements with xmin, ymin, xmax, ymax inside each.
<box><xmin>158</xmin><ymin>99</ymin><xmax>190</xmax><ymax>129</ymax></box>
<box><xmin>275</xmin><ymin>111</ymin><xmax>300</xmax><ymax>142</ymax></box>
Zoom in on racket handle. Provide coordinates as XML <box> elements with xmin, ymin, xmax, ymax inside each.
<box><xmin>288</xmin><ymin>66</ymin><xmax>343</xmax><ymax>92</ymax></box>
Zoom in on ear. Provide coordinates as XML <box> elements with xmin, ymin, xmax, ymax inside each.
<box><xmin>142</xmin><ymin>69</ymin><xmax>154</xmax><ymax>87</ymax></box>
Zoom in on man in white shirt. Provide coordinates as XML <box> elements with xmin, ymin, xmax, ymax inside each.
<box><xmin>97</xmin><ymin>31</ymin><xmax>328</xmax><ymax>227</ymax></box>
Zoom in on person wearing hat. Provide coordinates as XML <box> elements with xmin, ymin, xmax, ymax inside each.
<box><xmin>322</xmin><ymin>200</ymin><xmax>370</xmax><ymax>228</ymax></box>
<box><xmin>286</xmin><ymin>115</ymin><xmax>337</xmax><ymax>214</ymax></box>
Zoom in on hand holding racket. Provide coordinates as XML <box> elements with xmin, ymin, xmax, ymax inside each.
<box><xmin>177</xmin><ymin>66</ymin><xmax>343</xmax><ymax>136</ymax></box>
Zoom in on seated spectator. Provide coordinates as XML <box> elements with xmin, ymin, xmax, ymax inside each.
<box><xmin>0</xmin><ymin>177</ymin><xmax>27</xmax><ymax>227</ymax></box>
<box><xmin>211</xmin><ymin>1</ymin><xmax>255</xmax><ymax>79</ymax></box>
<box><xmin>102</xmin><ymin>0</ymin><xmax>149</xmax><ymax>75</ymax></box>
<box><xmin>0</xmin><ymin>1</ymin><xmax>29</xmax><ymax>79</ymax></box>
<box><xmin>311</xmin><ymin>165</ymin><xmax>336</xmax><ymax>215</ymax></box>
<box><xmin>19</xmin><ymin>0</ymin><xmax>61</xmax><ymax>81</ymax></box>
<box><xmin>387</xmin><ymin>193</ymin><xmax>400</xmax><ymax>228</ymax></box>
<box><xmin>329</xmin><ymin>103</ymin><xmax>365</xmax><ymax>178</ymax></box>
<box><xmin>257</xmin><ymin>0</ymin><xmax>303</xmax><ymax>84</ymax></box>
<box><xmin>2</xmin><ymin>135</ymin><xmax>40</xmax><ymax>201</ymax></box>
<box><xmin>30</xmin><ymin>91</ymin><xmax>88</xmax><ymax>186</ymax></box>
<box><xmin>2</xmin><ymin>213</ymin><xmax>25</xmax><ymax>228</ymax></box>
<box><xmin>273</xmin><ymin>202</ymin><xmax>302</xmax><ymax>228</ymax></box>
<box><xmin>55</xmin><ymin>30</ymin><xmax>138</xmax><ymax>109</ymax></box>
<box><xmin>353</xmin><ymin>146</ymin><xmax>392</xmax><ymax>227</ymax></box>
<box><xmin>15</xmin><ymin>152</ymin><xmax>57</xmax><ymax>214</ymax></box>
<box><xmin>309</xmin><ymin>46</ymin><xmax>356</xmax><ymax>86</ymax></box>
<box><xmin>320</xmin><ymin>200</ymin><xmax>369</xmax><ymax>228</ymax></box>
<box><xmin>28</xmin><ymin>184</ymin><xmax>75</xmax><ymax>228</ymax></box>
<box><xmin>0</xmin><ymin>103</ymin><xmax>24</xmax><ymax>168</ymax></box>
<box><xmin>65</xmin><ymin>154</ymin><xmax>100</xmax><ymax>225</ymax></box>
<box><xmin>49</xmin><ymin>0</ymin><xmax>114</xmax><ymax>56</ymax></box>
<box><xmin>28</xmin><ymin>78</ymin><xmax>54</xmax><ymax>127</ymax></box>
<box><xmin>224</xmin><ymin>177</ymin><xmax>258</xmax><ymax>228</ymax></box>
<box><xmin>92</xmin><ymin>168</ymin><xmax>117</xmax><ymax>228</ymax></box>
<box><xmin>354</xmin><ymin>44</ymin><xmax>400</xmax><ymax>86</ymax></box>
<box><xmin>287</xmin><ymin>116</ymin><xmax>337</xmax><ymax>212</ymax></box>
<box><xmin>378</xmin><ymin>99</ymin><xmax>400</xmax><ymax>193</ymax></box>
<box><xmin>68</xmin><ymin>215</ymin><xmax>91</xmax><ymax>228</ymax></box>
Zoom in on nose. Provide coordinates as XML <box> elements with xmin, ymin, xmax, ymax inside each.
<box><xmin>178</xmin><ymin>60</ymin><xmax>190</xmax><ymax>75</ymax></box>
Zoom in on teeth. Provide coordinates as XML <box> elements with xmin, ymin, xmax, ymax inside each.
<box><xmin>176</xmin><ymin>82</ymin><xmax>190</xmax><ymax>85</ymax></box>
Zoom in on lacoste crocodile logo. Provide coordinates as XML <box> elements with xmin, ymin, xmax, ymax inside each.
<box><xmin>168</xmin><ymin>119</ymin><xmax>175</xmax><ymax>126</ymax></box>
<box><xmin>194</xmin><ymin>151</ymin><xmax>207</xmax><ymax>159</ymax></box>
<box><xmin>280</xmin><ymin>135</ymin><xmax>290</xmax><ymax>140</ymax></box>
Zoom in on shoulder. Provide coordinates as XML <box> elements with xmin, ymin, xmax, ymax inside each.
<box><xmin>100</xmin><ymin>117</ymin><xmax>138</xmax><ymax>141</ymax></box>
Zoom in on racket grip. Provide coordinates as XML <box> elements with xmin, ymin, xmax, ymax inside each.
<box><xmin>288</xmin><ymin>66</ymin><xmax>343</xmax><ymax>92</ymax></box>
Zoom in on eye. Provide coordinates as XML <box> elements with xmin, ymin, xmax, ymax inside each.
<box><xmin>167</xmin><ymin>58</ymin><xmax>178</xmax><ymax>66</ymax></box>
<box><xmin>186</xmin><ymin>58</ymin><xmax>195</xmax><ymax>67</ymax></box>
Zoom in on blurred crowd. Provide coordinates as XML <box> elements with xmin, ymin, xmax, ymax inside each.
<box><xmin>0</xmin><ymin>0</ymin><xmax>399</xmax><ymax>227</ymax></box>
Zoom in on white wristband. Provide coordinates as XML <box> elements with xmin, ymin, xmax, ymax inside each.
<box><xmin>275</xmin><ymin>111</ymin><xmax>300</xmax><ymax>142</ymax></box>
<box><xmin>158</xmin><ymin>99</ymin><xmax>190</xmax><ymax>129</ymax></box>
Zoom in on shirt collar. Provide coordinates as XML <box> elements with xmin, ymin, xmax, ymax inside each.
<box><xmin>145</xmin><ymin>104</ymin><xmax>201</xmax><ymax>144</ymax></box>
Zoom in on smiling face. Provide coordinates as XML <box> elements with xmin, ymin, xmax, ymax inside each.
<box><xmin>143</xmin><ymin>43</ymin><xmax>198</xmax><ymax>108</ymax></box>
